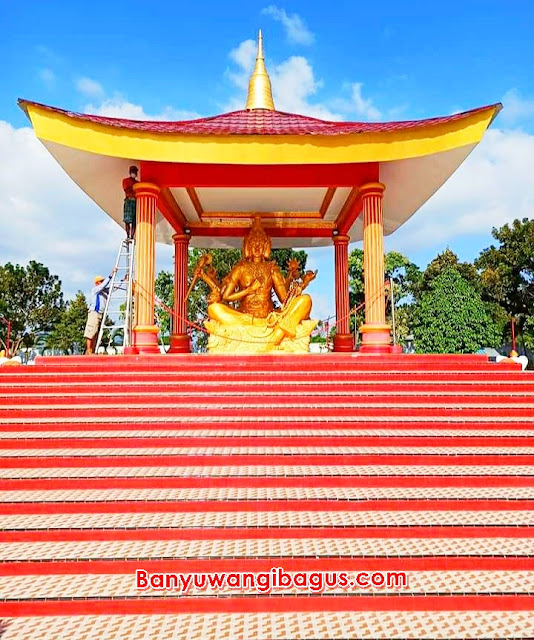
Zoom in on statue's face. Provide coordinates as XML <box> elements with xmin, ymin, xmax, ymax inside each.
<box><xmin>250</xmin><ymin>239</ymin><xmax>265</xmax><ymax>259</ymax></box>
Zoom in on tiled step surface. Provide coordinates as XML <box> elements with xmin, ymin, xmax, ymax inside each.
<box><xmin>1</xmin><ymin>611</ymin><xmax>534</xmax><ymax>640</ymax></box>
<box><xmin>2</xmin><ymin>570</ymin><xmax>534</xmax><ymax>598</ymax></box>
<box><xmin>3</xmin><ymin>611</ymin><xmax>534</xmax><ymax>640</ymax></box>
<box><xmin>3</xmin><ymin>464</ymin><xmax>534</xmax><ymax>478</ymax></box>
<box><xmin>0</xmin><ymin>353</ymin><xmax>532</xmax><ymax>640</ymax></box>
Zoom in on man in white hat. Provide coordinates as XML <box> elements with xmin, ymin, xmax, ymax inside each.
<box><xmin>84</xmin><ymin>271</ymin><xmax>115</xmax><ymax>354</ymax></box>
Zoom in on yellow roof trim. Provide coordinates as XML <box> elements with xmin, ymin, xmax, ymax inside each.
<box><xmin>24</xmin><ymin>103</ymin><xmax>500</xmax><ymax>166</ymax></box>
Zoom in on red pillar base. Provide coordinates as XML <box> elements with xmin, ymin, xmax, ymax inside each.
<box><xmin>333</xmin><ymin>333</ymin><xmax>354</xmax><ymax>353</ymax></box>
<box><xmin>359</xmin><ymin>324</ymin><xmax>392</xmax><ymax>354</ymax></box>
<box><xmin>168</xmin><ymin>333</ymin><xmax>191</xmax><ymax>354</ymax></box>
<box><xmin>132</xmin><ymin>325</ymin><xmax>160</xmax><ymax>355</ymax></box>
<box><xmin>123</xmin><ymin>346</ymin><xmax>139</xmax><ymax>355</ymax></box>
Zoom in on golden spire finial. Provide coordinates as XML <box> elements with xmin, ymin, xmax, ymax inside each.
<box><xmin>245</xmin><ymin>30</ymin><xmax>275</xmax><ymax>111</ymax></box>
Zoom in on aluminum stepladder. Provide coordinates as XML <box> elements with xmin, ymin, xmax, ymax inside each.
<box><xmin>95</xmin><ymin>238</ymin><xmax>135</xmax><ymax>353</ymax></box>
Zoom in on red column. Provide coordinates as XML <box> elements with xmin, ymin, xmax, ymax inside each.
<box><xmin>359</xmin><ymin>182</ymin><xmax>391</xmax><ymax>353</ymax></box>
<box><xmin>132</xmin><ymin>182</ymin><xmax>160</xmax><ymax>354</ymax></box>
<box><xmin>333</xmin><ymin>234</ymin><xmax>354</xmax><ymax>352</ymax></box>
<box><xmin>169</xmin><ymin>233</ymin><xmax>191</xmax><ymax>353</ymax></box>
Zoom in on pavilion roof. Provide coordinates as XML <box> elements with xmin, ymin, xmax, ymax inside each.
<box><xmin>19</xmin><ymin>99</ymin><xmax>500</xmax><ymax>137</ymax></box>
<box><xmin>17</xmin><ymin>32</ymin><xmax>502</xmax><ymax>250</ymax></box>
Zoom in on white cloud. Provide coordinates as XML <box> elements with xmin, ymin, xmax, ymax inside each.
<box><xmin>75</xmin><ymin>76</ymin><xmax>201</xmax><ymax>121</ymax></box>
<box><xmin>387</xmin><ymin>127</ymin><xmax>534</xmax><ymax>255</ymax></box>
<box><xmin>329</xmin><ymin>83</ymin><xmax>382</xmax><ymax>121</ymax></box>
<box><xmin>500</xmin><ymin>88</ymin><xmax>534</xmax><ymax>124</ymax></box>
<box><xmin>0</xmin><ymin>121</ymin><xmax>124</xmax><ymax>300</ymax></box>
<box><xmin>226</xmin><ymin>39</ymin><xmax>257</xmax><ymax>94</ymax></box>
<box><xmin>229</xmin><ymin>39</ymin><xmax>256</xmax><ymax>75</ymax></box>
<box><xmin>83</xmin><ymin>95</ymin><xmax>200</xmax><ymax>121</ymax></box>
<box><xmin>38</xmin><ymin>68</ymin><xmax>55</xmax><ymax>89</ymax></box>
<box><xmin>76</xmin><ymin>77</ymin><xmax>104</xmax><ymax>98</ymax></box>
<box><xmin>271</xmin><ymin>56</ymin><xmax>340</xmax><ymax>120</ymax></box>
<box><xmin>350</xmin><ymin>83</ymin><xmax>381</xmax><ymax>121</ymax></box>
<box><xmin>0</xmin><ymin>92</ymin><xmax>201</xmax><ymax>300</ymax></box>
<box><xmin>262</xmin><ymin>6</ymin><xmax>314</xmax><ymax>45</ymax></box>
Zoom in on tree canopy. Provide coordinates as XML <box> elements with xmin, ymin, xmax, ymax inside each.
<box><xmin>46</xmin><ymin>292</ymin><xmax>88</xmax><ymax>354</ymax></box>
<box><xmin>0</xmin><ymin>261</ymin><xmax>64</xmax><ymax>354</ymax></box>
<box><xmin>154</xmin><ymin>270</ymin><xmax>174</xmax><ymax>342</ymax></box>
<box><xmin>476</xmin><ymin>218</ymin><xmax>534</xmax><ymax>328</ymax></box>
<box><xmin>348</xmin><ymin>248</ymin><xmax>420</xmax><ymax>338</ymax></box>
<box><xmin>412</xmin><ymin>267</ymin><xmax>501</xmax><ymax>354</ymax></box>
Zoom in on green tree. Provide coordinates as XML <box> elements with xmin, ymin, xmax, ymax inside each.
<box><xmin>475</xmin><ymin>218</ymin><xmax>534</xmax><ymax>339</ymax></box>
<box><xmin>46</xmin><ymin>292</ymin><xmax>88</xmax><ymax>354</ymax></box>
<box><xmin>348</xmin><ymin>248</ymin><xmax>420</xmax><ymax>341</ymax></box>
<box><xmin>415</xmin><ymin>248</ymin><xmax>508</xmax><ymax>342</ymax></box>
<box><xmin>522</xmin><ymin>316</ymin><xmax>534</xmax><ymax>352</ymax></box>
<box><xmin>417</xmin><ymin>248</ymin><xmax>479</xmax><ymax>296</ymax></box>
<box><xmin>154</xmin><ymin>270</ymin><xmax>174</xmax><ymax>343</ymax></box>
<box><xmin>412</xmin><ymin>267</ymin><xmax>501</xmax><ymax>354</ymax></box>
<box><xmin>0</xmin><ymin>261</ymin><xmax>64</xmax><ymax>354</ymax></box>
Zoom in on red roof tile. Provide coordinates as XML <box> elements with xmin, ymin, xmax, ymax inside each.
<box><xmin>19</xmin><ymin>100</ymin><xmax>501</xmax><ymax>137</ymax></box>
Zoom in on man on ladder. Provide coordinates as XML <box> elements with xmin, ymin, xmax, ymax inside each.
<box><xmin>123</xmin><ymin>165</ymin><xmax>138</xmax><ymax>240</ymax></box>
<box><xmin>84</xmin><ymin>271</ymin><xmax>116</xmax><ymax>355</ymax></box>
<box><xmin>85</xmin><ymin>167</ymin><xmax>139</xmax><ymax>355</ymax></box>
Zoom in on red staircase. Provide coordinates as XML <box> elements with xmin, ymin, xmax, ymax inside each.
<box><xmin>0</xmin><ymin>354</ymin><xmax>533</xmax><ymax>639</ymax></box>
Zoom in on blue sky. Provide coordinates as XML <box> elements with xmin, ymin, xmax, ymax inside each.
<box><xmin>1</xmin><ymin>1</ymin><xmax>533</xmax><ymax>318</ymax></box>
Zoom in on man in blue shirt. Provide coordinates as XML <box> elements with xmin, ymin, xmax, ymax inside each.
<box><xmin>84</xmin><ymin>272</ymin><xmax>115</xmax><ymax>354</ymax></box>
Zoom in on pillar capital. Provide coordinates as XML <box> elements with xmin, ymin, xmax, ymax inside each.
<box><xmin>172</xmin><ymin>233</ymin><xmax>191</xmax><ymax>245</ymax></box>
<box><xmin>332</xmin><ymin>233</ymin><xmax>350</xmax><ymax>246</ymax></box>
<box><xmin>359</xmin><ymin>182</ymin><xmax>386</xmax><ymax>198</ymax></box>
<box><xmin>133</xmin><ymin>182</ymin><xmax>160</xmax><ymax>198</ymax></box>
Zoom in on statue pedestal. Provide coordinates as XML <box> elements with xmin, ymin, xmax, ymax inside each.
<box><xmin>205</xmin><ymin>318</ymin><xmax>317</xmax><ymax>354</ymax></box>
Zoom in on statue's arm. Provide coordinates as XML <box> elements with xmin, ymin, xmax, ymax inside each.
<box><xmin>199</xmin><ymin>270</ymin><xmax>220</xmax><ymax>293</ymax></box>
<box><xmin>272</xmin><ymin>265</ymin><xmax>289</xmax><ymax>303</ymax></box>
<box><xmin>221</xmin><ymin>266</ymin><xmax>257</xmax><ymax>302</ymax></box>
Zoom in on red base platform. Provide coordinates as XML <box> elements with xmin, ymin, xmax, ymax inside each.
<box><xmin>0</xmin><ymin>353</ymin><xmax>531</xmax><ymax>638</ymax></box>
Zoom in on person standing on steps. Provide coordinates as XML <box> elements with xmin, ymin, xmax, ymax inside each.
<box><xmin>122</xmin><ymin>165</ymin><xmax>138</xmax><ymax>240</ymax></box>
<box><xmin>84</xmin><ymin>271</ymin><xmax>116</xmax><ymax>355</ymax></box>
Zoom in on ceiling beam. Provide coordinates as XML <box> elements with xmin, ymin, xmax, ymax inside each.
<box><xmin>319</xmin><ymin>187</ymin><xmax>336</xmax><ymax>217</ymax></box>
<box><xmin>185</xmin><ymin>187</ymin><xmax>204</xmax><ymax>217</ymax></box>
<box><xmin>335</xmin><ymin>187</ymin><xmax>363</xmax><ymax>235</ymax></box>
<box><xmin>158</xmin><ymin>188</ymin><xmax>187</xmax><ymax>233</ymax></box>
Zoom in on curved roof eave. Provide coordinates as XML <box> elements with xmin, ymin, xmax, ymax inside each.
<box><xmin>19</xmin><ymin>99</ymin><xmax>501</xmax><ymax>166</ymax></box>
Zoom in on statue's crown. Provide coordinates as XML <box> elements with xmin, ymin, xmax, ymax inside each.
<box><xmin>243</xmin><ymin>216</ymin><xmax>271</xmax><ymax>258</ymax></box>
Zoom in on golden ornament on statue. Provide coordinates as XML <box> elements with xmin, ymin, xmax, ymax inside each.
<box><xmin>190</xmin><ymin>216</ymin><xmax>318</xmax><ymax>353</ymax></box>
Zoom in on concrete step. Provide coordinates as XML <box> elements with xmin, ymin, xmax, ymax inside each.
<box><xmin>1</xmin><ymin>370</ymin><xmax>529</xmax><ymax>384</ymax></box>
<box><xmin>2</xmin><ymin>421</ymin><xmax>533</xmax><ymax>433</ymax></box>
<box><xmin>2</xmin><ymin>611</ymin><xmax>532</xmax><ymax>640</ymax></box>
<box><xmin>3</xmin><ymin>386</ymin><xmax>534</xmax><ymax>399</ymax></box>
<box><xmin>1</xmin><ymin>354</ymin><xmax>531</xmax><ymax>639</ymax></box>
<box><xmin>1</xmin><ymin>435</ymin><xmax>533</xmax><ymax>450</ymax></box>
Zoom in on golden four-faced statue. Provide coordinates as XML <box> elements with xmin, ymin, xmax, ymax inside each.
<box><xmin>190</xmin><ymin>217</ymin><xmax>318</xmax><ymax>353</ymax></box>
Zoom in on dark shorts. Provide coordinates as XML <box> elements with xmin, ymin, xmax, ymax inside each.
<box><xmin>123</xmin><ymin>198</ymin><xmax>136</xmax><ymax>224</ymax></box>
